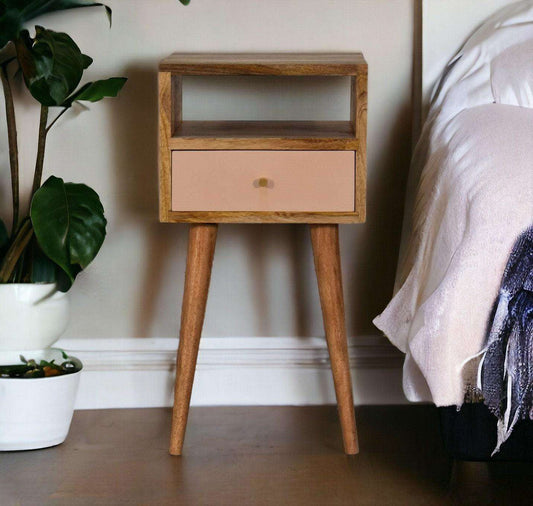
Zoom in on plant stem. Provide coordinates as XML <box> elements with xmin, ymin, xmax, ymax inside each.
<box><xmin>29</xmin><ymin>105</ymin><xmax>68</xmax><ymax>202</ymax></box>
<box><xmin>0</xmin><ymin>61</ymin><xmax>20</xmax><ymax>235</ymax></box>
<box><xmin>31</xmin><ymin>105</ymin><xmax>49</xmax><ymax>199</ymax></box>
<box><xmin>46</xmin><ymin>107</ymin><xmax>68</xmax><ymax>133</ymax></box>
<box><xmin>0</xmin><ymin>219</ymin><xmax>33</xmax><ymax>283</ymax></box>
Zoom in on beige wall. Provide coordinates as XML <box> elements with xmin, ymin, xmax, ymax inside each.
<box><xmin>0</xmin><ymin>0</ymin><xmax>415</xmax><ymax>341</ymax></box>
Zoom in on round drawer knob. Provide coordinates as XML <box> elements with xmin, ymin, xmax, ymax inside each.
<box><xmin>253</xmin><ymin>177</ymin><xmax>273</xmax><ymax>189</ymax></box>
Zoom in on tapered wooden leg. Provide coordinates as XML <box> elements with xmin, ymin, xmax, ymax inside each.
<box><xmin>310</xmin><ymin>224</ymin><xmax>359</xmax><ymax>455</ymax></box>
<box><xmin>170</xmin><ymin>223</ymin><xmax>218</xmax><ymax>455</ymax></box>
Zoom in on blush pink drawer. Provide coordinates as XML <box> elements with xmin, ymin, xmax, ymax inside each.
<box><xmin>171</xmin><ymin>151</ymin><xmax>355</xmax><ymax>212</ymax></box>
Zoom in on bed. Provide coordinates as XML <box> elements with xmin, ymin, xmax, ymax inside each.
<box><xmin>374</xmin><ymin>0</ymin><xmax>533</xmax><ymax>457</ymax></box>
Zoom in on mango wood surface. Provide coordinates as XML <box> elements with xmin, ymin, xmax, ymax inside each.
<box><xmin>170</xmin><ymin>223</ymin><xmax>359</xmax><ymax>455</ymax></box>
<box><xmin>164</xmin><ymin>211</ymin><xmax>364</xmax><ymax>224</ymax></box>
<box><xmin>310</xmin><ymin>224</ymin><xmax>359</xmax><ymax>455</ymax></box>
<box><xmin>158</xmin><ymin>71</ymin><xmax>172</xmax><ymax>222</ymax></box>
<box><xmin>354</xmin><ymin>73</ymin><xmax>367</xmax><ymax>221</ymax></box>
<box><xmin>159</xmin><ymin>52</ymin><xmax>367</xmax><ymax>75</ymax></box>
<box><xmin>170</xmin><ymin>224</ymin><xmax>218</xmax><ymax>456</ymax></box>
<box><xmin>169</xmin><ymin>137</ymin><xmax>358</xmax><ymax>151</ymax></box>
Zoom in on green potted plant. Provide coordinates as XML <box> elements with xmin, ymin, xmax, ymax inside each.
<box><xmin>0</xmin><ymin>0</ymin><xmax>126</xmax><ymax>451</ymax></box>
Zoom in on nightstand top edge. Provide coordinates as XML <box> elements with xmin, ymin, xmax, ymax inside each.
<box><xmin>159</xmin><ymin>52</ymin><xmax>367</xmax><ymax>75</ymax></box>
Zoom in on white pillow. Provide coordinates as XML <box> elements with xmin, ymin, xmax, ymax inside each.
<box><xmin>491</xmin><ymin>39</ymin><xmax>533</xmax><ymax>107</ymax></box>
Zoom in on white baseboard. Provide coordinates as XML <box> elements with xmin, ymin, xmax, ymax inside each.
<box><xmin>56</xmin><ymin>336</ymin><xmax>407</xmax><ymax>409</ymax></box>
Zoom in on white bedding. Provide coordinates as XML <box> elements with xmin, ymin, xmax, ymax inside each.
<box><xmin>374</xmin><ymin>0</ymin><xmax>533</xmax><ymax>406</ymax></box>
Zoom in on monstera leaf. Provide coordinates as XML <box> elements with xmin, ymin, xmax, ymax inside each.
<box><xmin>30</xmin><ymin>176</ymin><xmax>106</xmax><ymax>291</ymax></box>
<box><xmin>0</xmin><ymin>1</ymin><xmax>112</xmax><ymax>51</ymax></box>
<box><xmin>15</xmin><ymin>26</ymin><xmax>126</xmax><ymax>107</ymax></box>
<box><xmin>16</xmin><ymin>26</ymin><xmax>92</xmax><ymax>105</ymax></box>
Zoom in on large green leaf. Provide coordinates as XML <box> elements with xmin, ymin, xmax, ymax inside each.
<box><xmin>30</xmin><ymin>175</ymin><xmax>106</xmax><ymax>291</ymax></box>
<box><xmin>16</xmin><ymin>26</ymin><xmax>90</xmax><ymax>105</ymax></box>
<box><xmin>0</xmin><ymin>1</ymin><xmax>111</xmax><ymax>50</ymax></box>
<box><xmin>62</xmin><ymin>76</ymin><xmax>126</xmax><ymax>107</ymax></box>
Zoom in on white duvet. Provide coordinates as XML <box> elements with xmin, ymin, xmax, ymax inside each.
<box><xmin>374</xmin><ymin>1</ymin><xmax>533</xmax><ymax>406</ymax></box>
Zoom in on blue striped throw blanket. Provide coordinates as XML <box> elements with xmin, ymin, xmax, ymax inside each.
<box><xmin>476</xmin><ymin>225</ymin><xmax>533</xmax><ymax>454</ymax></box>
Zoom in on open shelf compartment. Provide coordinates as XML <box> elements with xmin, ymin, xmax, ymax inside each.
<box><xmin>169</xmin><ymin>120</ymin><xmax>358</xmax><ymax>150</ymax></box>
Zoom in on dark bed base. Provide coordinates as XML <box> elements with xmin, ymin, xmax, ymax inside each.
<box><xmin>439</xmin><ymin>403</ymin><xmax>533</xmax><ymax>462</ymax></box>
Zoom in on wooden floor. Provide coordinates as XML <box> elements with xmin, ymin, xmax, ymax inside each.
<box><xmin>1</xmin><ymin>406</ymin><xmax>533</xmax><ymax>505</ymax></box>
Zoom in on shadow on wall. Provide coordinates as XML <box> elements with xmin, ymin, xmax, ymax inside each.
<box><xmin>109</xmin><ymin>65</ymin><xmax>160</xmax><ymax>218</ymax></box>
<box><xmin>108</xmin><ymin>63</ymin><xmax>188</xmax><ymax>338</ymax></box>
<box><xmin>241</xmin><ymin>223</ymin><xmax>316</xmax><ymax>337</ymax></box>
<box><xmin>350</xmin><ymin>101</ymin><xmax>412</xmax><ymax>335</ymax></box>
<box><xmin>351</xmin><ymin>0</ymin><xmax>420</xmax><ymax>333</ymax></box>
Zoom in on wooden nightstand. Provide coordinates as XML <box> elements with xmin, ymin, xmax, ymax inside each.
<box><xmin>158</xmin><ymin>53</ymin><xmax>367</xmax><ymax>455</ymax></box>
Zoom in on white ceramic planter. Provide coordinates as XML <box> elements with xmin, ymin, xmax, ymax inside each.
<box><xmin>0</xmin><ymin>349</ymin><xmax>82</xmax><ymax>451</ymax></box>
<box><xmin>0</xmin><ymin>283</ymin><xmax>69</xmax><ymax>351</ymax></box>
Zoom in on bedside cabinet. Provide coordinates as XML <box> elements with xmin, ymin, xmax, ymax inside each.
<box><xmin>158</xmin><ymin>53</ymin><xmax>367</xmax><ymax>456</ymax></box>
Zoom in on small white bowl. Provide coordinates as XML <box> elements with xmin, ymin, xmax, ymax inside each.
<box><xmin>0</xmin><ymin>349</ymin><xmax>82</xmax><ymax>451</ymax></box>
